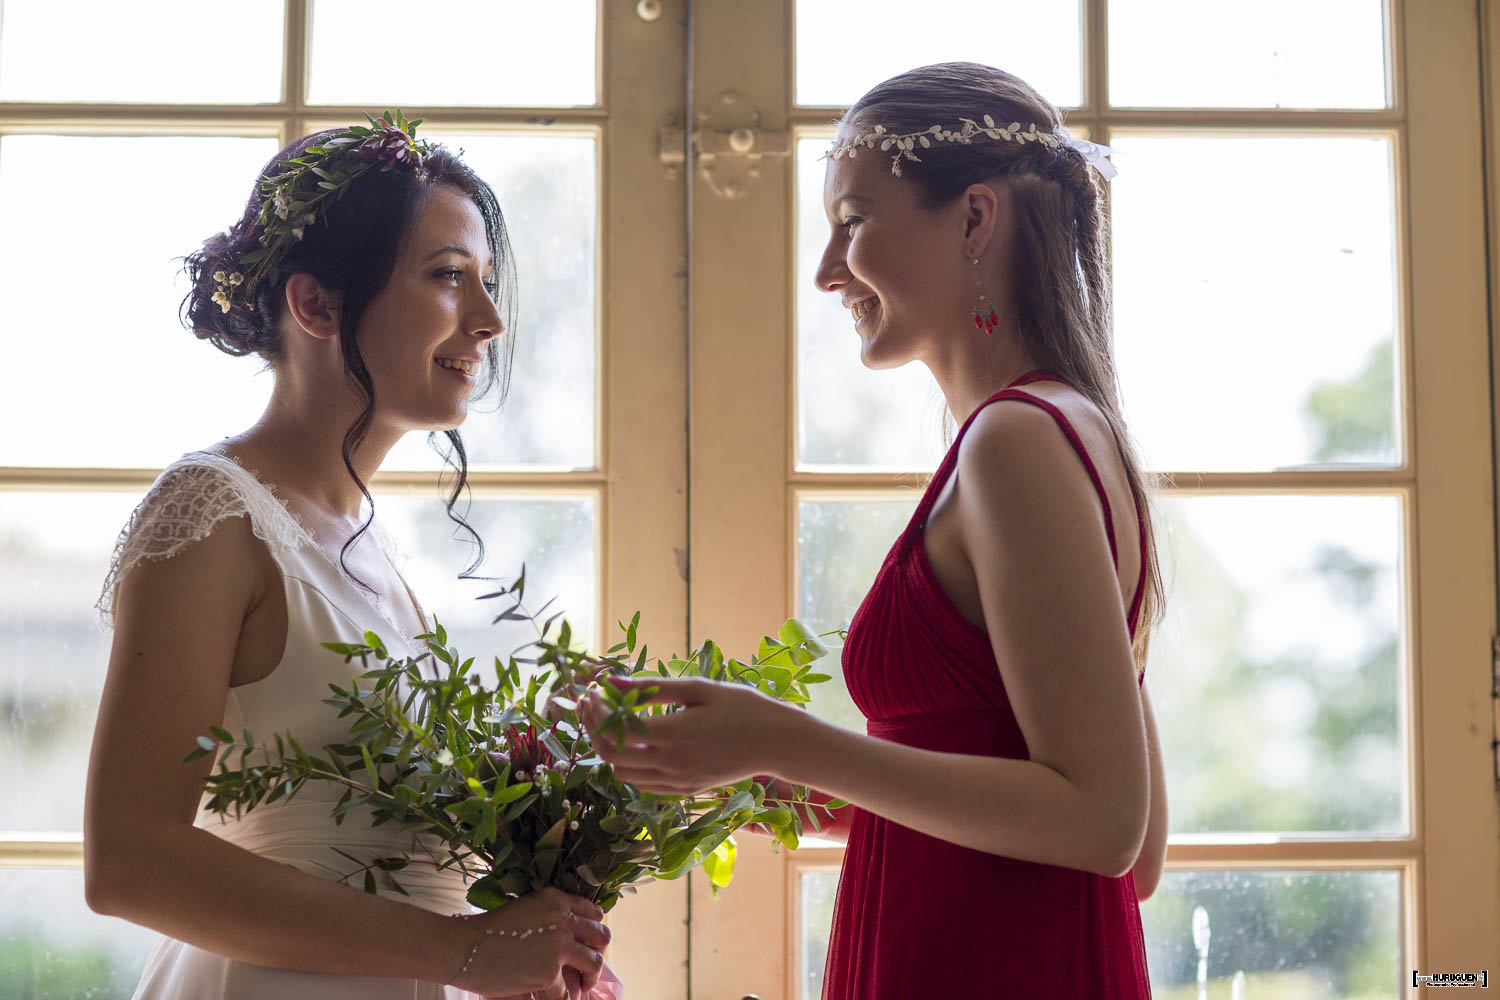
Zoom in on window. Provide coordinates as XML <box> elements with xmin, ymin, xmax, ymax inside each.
<box><xmin>0</xmin><ymin>1</ymin><xmax>687</xmax><ymax>993</ymax></box>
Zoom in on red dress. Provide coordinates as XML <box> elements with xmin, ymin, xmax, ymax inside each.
<box><xmin>821</xmin><ymin>370</ymin><xmax>1152</xmax><ymax>999</ymax></box>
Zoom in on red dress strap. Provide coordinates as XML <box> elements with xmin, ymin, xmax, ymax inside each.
<box><xmin>915</xmin><ymin>369</ymin><xmax>1149</xmax><ymax>644</ymax></box>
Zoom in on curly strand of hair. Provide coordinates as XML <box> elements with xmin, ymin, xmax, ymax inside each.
<box><xmin>437</xmin><ymin>429</ymin><xmax>491</xmax><ymax>582</ymax></box>
<box><xmin>336</xmin><ymin>333</ymin><xmax>380</xmax><ymax>596</ymax></box>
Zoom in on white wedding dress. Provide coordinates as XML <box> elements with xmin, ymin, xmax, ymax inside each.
<box><xmin>97</xmin><ymin>450</ymin><xmax>622</xmax><ymax>999</ymax></box>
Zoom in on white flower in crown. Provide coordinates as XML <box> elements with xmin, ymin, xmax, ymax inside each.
<box><xmin>826</xmin><ymin>114</ymin><xmax>1113</xmax><ymax>179</ymax></box>
<box><xmin>210</xmin><ymin>270</ymin><xmax>243</xmax><ymax>313</ymax></box>
<box><xmin>273</xmin><ymin>187</ymin><xmax>291</xmax><ymax>221</ymax></box>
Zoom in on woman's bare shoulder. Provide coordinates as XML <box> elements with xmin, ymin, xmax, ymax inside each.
<box><xmin>109</xmin><ymin>507</ymin><xmax>267</xmax><ymax>638</ymax></box>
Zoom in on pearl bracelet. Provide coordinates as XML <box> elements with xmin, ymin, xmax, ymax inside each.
<box><xmin>447</xmin><ymin>917</ymin><xmax>561</xmax><ymax>985</ymax></box>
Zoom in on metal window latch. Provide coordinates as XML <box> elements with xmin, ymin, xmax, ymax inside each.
<box><xmin>657</xmin><ymin>90</ymin><xmax>789</xmax><ymax>199</ymax></box>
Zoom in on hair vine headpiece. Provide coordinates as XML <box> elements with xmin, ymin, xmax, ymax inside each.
<box><xmin>210</xmin><ymin>110</ymin><xmax>436</xmax><ymax>314</ymax></box>
<box><xmin>825</xmin><ymin>115</ymin><xmax>1117</xmax><ymax>181</ymax></box>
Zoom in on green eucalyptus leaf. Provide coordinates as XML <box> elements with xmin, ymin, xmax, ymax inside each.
<box><xmin>699</xmin><ymin>837</ymin><xmax>736</xmax><ymax>888</ymax></box>
<box><xmin>503</xmin><ymin>793</ymin><xmax>537</xmax><ymax>821</ymax></box>
<box><xmin>491</xmin><ymin>781</ymin><xmax>534</xmax><ymax>806</ymax></box>
<box><xmin>466</xmin><ymin>873</ymin><xmax>507</xmax><ymax>910</ymax></box>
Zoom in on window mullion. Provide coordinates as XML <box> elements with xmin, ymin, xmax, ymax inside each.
<box><xmin>283</xmin><ymin>0</ymin><xmax>308</xmax><ymax>117</ymax></box>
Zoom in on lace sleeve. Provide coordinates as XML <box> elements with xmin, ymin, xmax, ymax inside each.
<box><xmin>95</xmin><ymin>459</ymin><xmax>305</xmax><ymax>629</ymax></box>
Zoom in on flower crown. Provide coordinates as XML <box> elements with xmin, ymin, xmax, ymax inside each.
<box><xmin>210</xmin><ymin>110</ymin><xmax>436</xmax><ymax>314</ymax></box>
<box><xmin>826</xmin><ymin>115</ymin><xmax>1117</xmax><ymax>180</ymax></box>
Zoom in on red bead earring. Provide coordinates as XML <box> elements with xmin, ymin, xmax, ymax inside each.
<box><xmin>971</xmin><ymin>257</ymin><xmax>998</xmax><ymax>335</ymax></box>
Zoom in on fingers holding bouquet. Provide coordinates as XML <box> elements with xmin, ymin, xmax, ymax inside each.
<box><xmin>578</xmin><ymin>676</ymin><xmax>785</xmax><ymax>795</ymax></box>
<box><xmin>449</xmin><ymin>886</ymin><xmax>609</xmax><ymax>999</ymax></box>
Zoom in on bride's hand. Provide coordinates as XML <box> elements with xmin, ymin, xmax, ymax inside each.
<box><xmin>447</xmin><ymin>887</ymin><xmax>609</xmax><ymax>999</ymax></box>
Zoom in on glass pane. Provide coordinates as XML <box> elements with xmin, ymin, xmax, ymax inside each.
<box><xmin>796</xmin><ymin>497</ymin><xmax>917</xmax><ymax>733</ymax></box>
<box><xmin>0</xmin><ymin>135</ymin><xmax>279</xmax><ymax>468</ymax></box>
<box><xmin>0</xmin><ymin>868</ymin><xmax>160</xmax><ymax>999</ymax></box>
<box><xmin>1153</xmin><ymin>495</ymin><xmax>1406</xmax><ymax>836</ymax></box>
<box><xmin>799</xmin><ymin>870</ymin><xmax>840</xmax><ymax>1000</ymax></box>
<box><xmin>795</xmin><ymin>1</ymin><xmax>1082</xmax><ymax>110</ymax></box>
<box><xmin>1141</xmin><ymin>869</ymin><xmax>1401</xmax><ymax>998</ymax></box>
<box><xmin>795</xmin><ymin>136</ymin><xmax>945</xmax><ymax>472</ymax></box>
<box><xmin>1113</xmin><ymin>134</ymin><xmax>1399</xmax><ymax>472</ymax></box>
<box><xmin>0</xmin><ymin>492</ymin><xmax>143</xmax><ymax>833</ymax></box>
<box><xmin>1110</xmin><ymin>0</ymin><xmax>1389</xmax><ymax>110</ymax></box>
<box><xmin>381</xmin><ymin>133</ymin><xmax>598</xmax><ymax>471</ymax></box>
<box><xmin>0</xmin><ymin>1</ymin><xmax>283</xmax><ymax>103</ymax></box>
<box><xmin>375</xmin><ymin>494</ymin><xmax>598</xmax><ymax>680</ymax></box>
<box><xmin>308</xmin><ymin>0</ymin><xmax>597</xmax><ymax>107</ymax></box>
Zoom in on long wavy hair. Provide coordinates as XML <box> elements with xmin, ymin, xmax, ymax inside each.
<box><xmin>841</xmin><ymin>63</ymin><xmax>1164</xmax><ymax>665</ymax></box>
<box><xmin>181</xmin><ymin>130</ymin><xmax>518</xmax><ymax>587</ymax></box>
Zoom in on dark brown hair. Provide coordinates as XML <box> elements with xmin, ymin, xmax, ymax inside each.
<box><xmin>843</xmin><ymin>62</ymin><xmax>1164</xmax><ymax>664</ymax></box>
<box><xmin>182</xmin><ymin>130</ymin><xmax>518</xmax><ymax>587</ymax></box>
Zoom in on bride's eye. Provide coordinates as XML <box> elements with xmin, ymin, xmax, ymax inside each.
<box><xmin>435</xmin><ymin>267</ymin><xmax>463</xmax><ymax>284</ymax></box>
<box><xmin>837</xmin><ymin>216</ymin><xmax>863</xmax><ymax>233</ymax></box>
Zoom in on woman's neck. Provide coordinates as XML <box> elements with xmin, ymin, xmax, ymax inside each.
<box><xmin>219</xmin><ymin>377</ymin><xmax>405</xmax><ymax>524</ymax></box>
<box><xmin>922</xmin><ymin>314</ymin><xmax>1040</xmax><ymax>427</ymax></box>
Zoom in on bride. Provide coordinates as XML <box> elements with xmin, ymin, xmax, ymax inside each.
<box><xmin>84</xmin><ymin>120</ymin><xmax>613</xmax><ymax>1000</ymax></box>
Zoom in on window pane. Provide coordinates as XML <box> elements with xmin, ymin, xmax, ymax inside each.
<box><xmin>795</xmin><ymin>137</ymin><xmax>944</xmax><ymax>472</ymax></box>
<box><xmin>0</xmin><ymin>135</ymin><xmax>279</xmax><ymax>469</ymax></box>
<box><xmin>798</xmin><ymin>870</ymin><xmax>840</xmax><ymax>1000</ymax></box>
<box><xmin>381</xmin><ymin>133</ymin><xmax>598</xmax><ymax>471</ymax></box>
<box><xmin>0</xmin><ymin>492</ymin><xmax>141</xmax><ymax>833</ymax></box>
<box><xmin>1153</xmin><ymin>495</ymin><xmax>1406</xmax><ymax>836</ymax></box>
<box><xmin>795</xmin><ymin>1</ymin><xmax>1082</xmax><ymax>109</ymax></box>
<box><xmin>375</xmin><ymin>494</ymin><xmax>598</xmax><ymax>679</ymax></box>
<box><xmin>1141</xmin><ymin>869</ymin><xmax>1401</xmax><ymax>998</ymax></box>
<box><xmin>308</xmin><ymin>0</ymin><xmax>597</xmax><ymax>107</ymax></box>
<box><xmin>1113</xmin><ymin>133</ymin><xmax>1400</xmax><ymax>472</ymax></box>
<box><xmin>796</xmin><ymin>497</ymin><xmax>917</xmax><ymax>733</ymax></box>
<box><xmin>1110</xmin><ymin>0</ymin><xmax>1389</xmax><ymax>110</ymax></box>
<box><xmin>0</xmin><ymin>868</ymin><xmax>160</xmax><ymax>999</ymax></box>
<box><xmin>0</xmin><ymin>1</ymin><xmax>283</xmax><ymax>104</ymax></box>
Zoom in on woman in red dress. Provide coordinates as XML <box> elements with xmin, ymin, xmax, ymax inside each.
<box><xmin>581</xmin><ymin>62</ymin><xmax>1167</xmax><ymax>998</ymax></box>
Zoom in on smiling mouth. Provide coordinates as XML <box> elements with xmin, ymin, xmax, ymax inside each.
<box><xmin>851</xmin><ymin>298</ymin><xmax>879</xmax><ymax>321</ymax></box>
<box><xmin>435</xmin><ymin>358</ymin><xmax>479</xmax><ymax>376</ymax></box>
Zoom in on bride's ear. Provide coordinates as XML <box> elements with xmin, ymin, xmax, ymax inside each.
<box><xmin>283</xmin><ymin>273</ymin><xmax>342</xmax><ymax>341</ymax></box>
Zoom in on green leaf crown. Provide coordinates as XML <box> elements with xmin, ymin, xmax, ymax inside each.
<box><xmin>210</xmin><ymin>110</ymin><xmax>436</xmax><ymax>315</ymax></box>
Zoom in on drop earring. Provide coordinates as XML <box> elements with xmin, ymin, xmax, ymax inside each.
<box><xmin>971</xmin><ymin>257</ymin><xmax>998</xmax><ymax>335</ymax></box>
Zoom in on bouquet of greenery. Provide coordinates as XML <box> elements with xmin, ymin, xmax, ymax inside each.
<box><xmin>186</xmin><ymin>568</ymin><xmax>847</xmax><ymax>913</ymax></box>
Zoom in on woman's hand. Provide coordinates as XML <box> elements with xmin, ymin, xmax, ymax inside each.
<box><xmin>577</xmin><ymin>676</ymin><xmax>797</xmax><ymax>795</ymax></box>
<box><xmin>448</xmin><ymin>887</ymin><xmax>610</xmax><ymax>1000</ymax></box>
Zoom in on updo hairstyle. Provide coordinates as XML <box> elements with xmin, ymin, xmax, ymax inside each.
<box><xmin>180</xmin><ymin>130</ymin><xmax>519</xmax><ymax>584</ymax></box>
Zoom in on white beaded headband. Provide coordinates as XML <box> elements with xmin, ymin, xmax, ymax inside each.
<box><xmin>826</xmin><ymin>115</ymin><xmax>1117</xmax><ymax>180</ymax></box>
